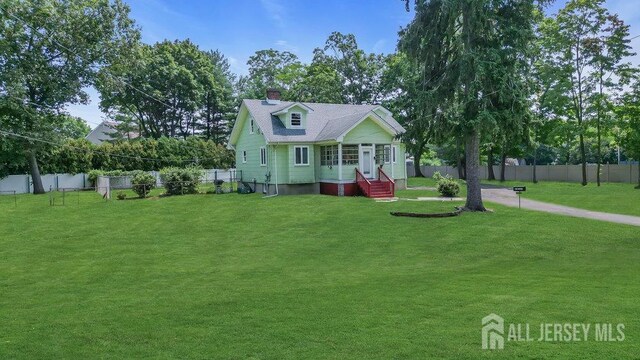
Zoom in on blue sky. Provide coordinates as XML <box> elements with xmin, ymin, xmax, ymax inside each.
<box><xmin>67</xmin><ymin>0</ymin><xmax>640</xmax><ymax>128</ymax></box>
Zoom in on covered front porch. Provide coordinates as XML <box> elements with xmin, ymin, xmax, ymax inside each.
<box><xmin>317</xmin><ymin>142</ymin><xmax>402</xmax><ymax>197</ymax></box>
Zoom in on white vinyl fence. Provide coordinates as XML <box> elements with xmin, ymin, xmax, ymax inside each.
<box><xmin>0</xmin><ymin>169</ymin><xmax>236</xmax><ymax>194</ymax></box>
<box><xmin>407</xmin><ymin>164</ymin><xmax>639</xmax><ymax>184</ymax></box>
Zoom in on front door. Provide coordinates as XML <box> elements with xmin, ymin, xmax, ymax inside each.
<box><xmin>361</xmin><ymin>147</ymin><xmax>374</xmax><ymax>179</ymax></box>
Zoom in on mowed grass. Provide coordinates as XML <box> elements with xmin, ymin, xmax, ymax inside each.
<box><xmin>398</xmin><ymin>177</ymin><xmax>466</xmax><ymax>199</ymax></box>
<box><xmin>482</xmin><ymin>180</ymin><xmax>640</xmax><ymax>216</ymax></box>
<box><xmin>1</xmin><ymin>191</ymin><xmax>639</xmax><ymax>358</ymax></box>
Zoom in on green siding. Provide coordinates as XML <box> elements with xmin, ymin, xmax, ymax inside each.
<box><xmin>269</xmin><ymin>145</ymin><xmax>289</xmax><ymax>184</ymax></box>
<box><xmin>343</xmin><ymin>118</ymin><xmax>394</xmax><ymax>144</ymax></box>
<box><xmin>315</xmin><ymin>145</ymin><xmax>339</xmax><ymax>180</ymax></box>
<box><xmin>233</xmin><ymin>108</ymin><xmax>406</xmax><ymax>185</ymax></box>
<box><xmin>234</xmin><ymin>112</ymin><xmax>268</xmax><ymax>183</ymax></box>
<box><xmin>287</xmin><ymin>144</ymin><xmax>315</xmax><ymax>183</ymax></box>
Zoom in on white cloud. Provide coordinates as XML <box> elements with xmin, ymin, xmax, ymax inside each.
<box><xmin>275</xmin><ymin>40</ymin><xmax>298</xmax><ymax>53</ymax></box>
<box><xmin>260</xmin><ymin>0</ymin><xmax>286</xmax><ymax>28</ymax></box>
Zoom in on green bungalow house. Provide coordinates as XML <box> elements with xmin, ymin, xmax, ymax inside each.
<box><xmin>227</xmin><ymin>90</ymin><xmax>407</xmax><ymax>197</ymax></box>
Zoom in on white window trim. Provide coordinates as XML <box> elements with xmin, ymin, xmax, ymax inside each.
<box><xmin>392</xmin><ymin>145</ymin><xmax>398</xmax><ymax>164</ymax></box>
<box><xmin>260</xmin><ymin>146</ymin><xmax>267</xmax><ymax>167</ymax></box>
<box><xmin>293</xmin><ymin>146</ymin><xmax>310</xmax><ymax>166</ymax></box>
<box><xmin>384</xmin><ymin>145</ymin><xmax>391</xmax><ymax>164</ymax></box>
<box><xmin>250</xmin><ymin>118</ymin><xmax>254</xmax><ymax>134</ymax></box>
<box><xmin>290</xmin><ymin>112</ymin><xmax>302</xmax><ymax>128</ymax></box>
<box><xmin>242</xmin><ymin>150</ymin><xmax>247</xmax><ymax>164</ymax></box>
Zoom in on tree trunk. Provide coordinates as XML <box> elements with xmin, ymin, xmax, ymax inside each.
<box><xmin>579</xmin><ymin>133</ymin><xmax>587</xmax><ymax>186</ymax></box>
<box><xmin>532</xmin><ymin>145</ymin><xmax>538</xmax><ymax>184</ymax></box>
<box><xmin>413</xmin><ymin>151</ymin><xmax>424</xmax><ymax>177</ymax></box>
<box><xmin>596</xmin><ymin>66</ymin><xmax>603</xmax><ymax>187</ymax></box>
<box><xmin>500</xmin><ymin>151</ymin><xmax>507</xmax><ymax>182</ymax></box>
<box><xmin>636</xmin><ymin>164</ymin><xmax>640</xmax><ymax>189</ymax></box>
<box><xmin>457</xmin><ymin>137</ymin><xmax>464</xmax><ymax>180</ymax></box>
<box><xmin>28</xmin><ymin>150</ymin><xmax>45</xmax><ymax>194</ymax></box>
<box><xmin>464</xmin><ymin>130</ymin><xmax>485</xmax><ymax>211</ymax></box>
<box><xmin>487</xmin><ymin>147</ymin><xmax>496</xmax><ymax>181</ymax></box>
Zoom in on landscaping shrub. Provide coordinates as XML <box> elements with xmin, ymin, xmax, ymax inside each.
<box><xmin>131</xmin><ymin>171</ymin><xmax>156</xmax><ymax>198</ymax></box>
<box><xmin>116</xmin><ymin>191</ymin><xmax>127</xmax><ymax>200</ymax></box>
<box><xmin>159</xmin><ymin>167</ymin><xmax>203</xmax><ymax>195</ymax></box>
<box><xmin>433</xmin><ymin>171</ymin><xmax>460</xmax><ymax>197</ymax></box>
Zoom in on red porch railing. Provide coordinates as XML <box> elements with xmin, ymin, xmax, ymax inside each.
<box><xmin>378</xmin><ymin>167</ymin><xmax>395</xmax><ymax>195</ymax></box>
<box><xmin>355</xmin><ymin>168</ymin><xmax>371</xmax><ymax>196</ymax></box>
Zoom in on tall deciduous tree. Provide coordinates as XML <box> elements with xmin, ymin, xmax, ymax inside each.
<box><xmin>540</xmin><ymin>0</ymin><xmax>633</xmax><ymax>186</ymax></box>
<box><xmin>313</xmin><ymin>32</ymin><xmax>389</xmax><ymax>105</ymax></box>
<box><xmin>239</xmin><ymin>49</ymin><xmax>301</xmax><ymax>100</ymax></box>
<box><xmin>0</xmin><ymin>0</ymin><xmax>138</xmax><ymax>193</ymax></box>
<box><xmin>616</xmin><ymin>73</ymin><xmax>640</xmax><ymax>188</ymax></box>
<box><xmin>98</xmin><ymin>40</ymin><xmax>234</xmax><ymax>141</ymax></box>
<box><xmin>381</xmin><ymin>52</ymin><xmax>431</xmax><ymax>177</ymax></box>
<box><xmin>401</xmin><ymin>0</ymin><xmax>541</xmax><ymax>211</ymax></box>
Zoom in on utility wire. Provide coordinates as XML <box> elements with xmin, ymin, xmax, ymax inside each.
<box><xmin>0</xmin><ymin>4</ymin><xmax>227</xmax><ymax>153</ymax></box>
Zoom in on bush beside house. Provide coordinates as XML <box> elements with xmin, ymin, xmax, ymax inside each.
<box><xmin>160</xmin><ymin>167</ymin><xmax>203</xmax><ymax>195</ymax></box>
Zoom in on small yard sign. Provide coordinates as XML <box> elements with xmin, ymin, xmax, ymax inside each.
<box><xmin>512</xmin><ymin>186</ymin><xmax>526</xmax><ymax>208</ymax></box>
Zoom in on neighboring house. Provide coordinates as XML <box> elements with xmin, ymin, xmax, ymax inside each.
<box><xmin>228</xmin><ymin>90</ymin><xmax>407</xmax><ymax>197</ymax></box>
<box><xmin>85</xmin><ymin>121</ymin><xmax>138</xmax><ymax>145</ymax></box>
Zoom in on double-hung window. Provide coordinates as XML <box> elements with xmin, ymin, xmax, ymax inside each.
<box><xmin>250</xmin><ymin>118</ymin><xmax>255</xmax><ymax>134</ymax></box>
<box><xmin>294</xmin><ymin>146</ymin><xmax>309</xmax><ymax>166</ymax></box>
<box><xmin>260</xmin><ymin>147</ymin><xmax>267</xmax><ymax>166</ymax></box>
<box><xmin>392</xmin><ymin>146</ymin><xmax>398</xmax><ymax>164</ymax></box>
<box><xmin>242</xmin><ymin>150</ymin><xmax>247</xmax><ymax>163</ymax></box>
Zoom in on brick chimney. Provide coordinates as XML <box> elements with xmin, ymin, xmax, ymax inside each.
<box><xmin>266</xmin><ymin>88</ymin><xmax>281</xmax><ymax>101</ymax></box>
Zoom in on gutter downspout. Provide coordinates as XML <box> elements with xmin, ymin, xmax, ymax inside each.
<box><xmin>263</xmin><ymin>143</ymin><xmax>279</xmax><ymax>198</ymax></box>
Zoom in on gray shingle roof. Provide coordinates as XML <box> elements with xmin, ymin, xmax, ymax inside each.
<box><xmin>242</xmin><ymin>99</ymin><xmax>405</xmax><ymax>143</ymax></box>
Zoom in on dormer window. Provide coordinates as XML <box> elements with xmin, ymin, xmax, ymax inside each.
<box><xmin>290</xmin><ymin>113</ymin><xmax>302</xmax><ymax>127</ymax></box>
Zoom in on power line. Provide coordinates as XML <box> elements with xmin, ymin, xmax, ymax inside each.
<box><xmin>0</xmin><ymin>3</ymin><xmax>177</xmax><ymax>120</ymax></box>
<box><xmin>3</xmin><ymin>95</ymin><xmax>104</xmax><ymax>127</ymax></box>
<box><xmin>0</xmin><ymin>5</ymin><xmax>226</xmax><ymax>152</ymax></box>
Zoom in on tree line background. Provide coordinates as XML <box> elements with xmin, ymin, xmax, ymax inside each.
<box><xmin>1</xmin><ymin>0</ymin><xmax>640</xmax><ymax>196</ymax></box>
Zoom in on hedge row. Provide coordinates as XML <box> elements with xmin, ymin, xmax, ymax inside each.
<box><xmin>37</xmin><ymin>137</ymin><xmax>234</xmax><ymax>174</ymax></box>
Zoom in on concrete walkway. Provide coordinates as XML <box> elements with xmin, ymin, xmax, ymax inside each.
<box><xmin>481</xmin><ymin>188</ymin><xmax>640</xmax><ymax>227</ymax></box>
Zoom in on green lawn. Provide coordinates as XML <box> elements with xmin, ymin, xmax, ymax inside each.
<box><xmin>482</xmin><ymin>180</ymin><xmax>640</xmax><ymax>216</ymax></box>
<box><xmin>398</xmin><ymin>177</ymin><xmax>466</xmax><ymax>199</ymax></box>
<box><xmin>1</xmin><ymin>191</ymin><xmax>639</xmax><ymax>358</ymax></box>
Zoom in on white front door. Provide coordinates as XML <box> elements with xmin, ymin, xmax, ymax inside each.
<box><xmin>361</xmin><ymin>147</ymin><xmax>374</xmax><ymax>179</ymax></box>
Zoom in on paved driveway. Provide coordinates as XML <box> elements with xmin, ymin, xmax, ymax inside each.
<box><xmin>481</xmin><ymin>187</ymin><xmax>640</xmax><ymax>227</ymax></box>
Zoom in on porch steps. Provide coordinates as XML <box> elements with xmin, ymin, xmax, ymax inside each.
<box><xmin>368</xmin><ymin>180</ymin><xmax>394</xmax><ymax>198</ymax></box>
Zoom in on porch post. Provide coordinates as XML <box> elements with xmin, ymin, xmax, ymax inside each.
<box><xmin>372</xmin><ymin>143</ymin><xmax>376</xmax><ymax>179</ymax></box>
<box><xmin>391</xmin><ymin>144</ymin><xmax>395</xmax><ymax>179</ymax></box>
<box><xmin>338</xmin><ymin>143</ymin><xmax>343</xmax><ymax>181</ymax></box>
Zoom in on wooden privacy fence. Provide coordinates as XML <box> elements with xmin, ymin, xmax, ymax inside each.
<box><xmin>407</xmin><ymin>164</ymin><xmax>639</xmax><ymax>184</ymax></box>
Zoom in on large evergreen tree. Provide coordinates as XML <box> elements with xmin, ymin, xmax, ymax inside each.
<box><xmin>401</xmin><ymin>0</ymin><xmax>542</xmax><ymax>211</ymax></box>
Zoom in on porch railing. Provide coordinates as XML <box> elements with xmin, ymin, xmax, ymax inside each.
<box><xmin>355</xmin><ymin>168</ymin><xmax>371</xmax><ymax>196</ymax></box>
<box><xmin>378</xmin><ymin>167</ymin><xmax>395</xmax><ymax>195</ymax></box>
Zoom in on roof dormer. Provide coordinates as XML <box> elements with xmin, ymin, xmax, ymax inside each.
<box><xmin>271</xmin><ymin>102</ymin><xmax>314</xmax><ymax>130</ymax></box>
